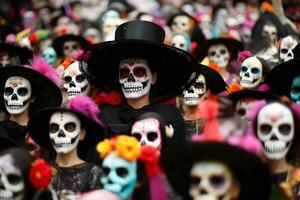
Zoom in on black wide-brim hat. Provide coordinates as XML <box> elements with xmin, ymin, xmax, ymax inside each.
<box><xmin>0</xmin><ymin>43</ymin><xmax>33</xmax><ymax>65</ymax></box>
<box><xmin>265</xmin><ymin>59</ymin><xmax>300</xmax><ymax>96</ymax></box>
<box><xmin>228</xmin><ymin>90</ymin><xmax>279</xmax><ymax>103</ymax></box>
<box><xmin>185</xmin><ymin>62</ymin><xmax>227</xmax><ymax>95</ymax></box>
<box><xmin>0</xmin><ymin>66</ymin><xmax>62</xmax><ymax>116</ymax></box>
<box><xmin>0</xmin><ymin>120</ymin><xmax>27</xmax><ymax>150</ymax></box>
<box><xmin>88</xmin><ymin>20</ymin><xmax>194</xmax><ymax>101</ymax></box>
<box><xmin>52</xmin><ymin>34</ymin><xmax>90</xmax><ymax>57</ymax></box>
<box><xmin>27</xmin><ymin>107</ymin><xmax>106</xmax><ymax>150</ymax></box>
<box><xmin>161</xmin><ymin>142</ymin><xmax>271</xmax><ymax>200</ymax></box>
<box><xmin>193</xmin><ymin>38</ymin><xmax>244</xmax><ymax>62</ymax></box>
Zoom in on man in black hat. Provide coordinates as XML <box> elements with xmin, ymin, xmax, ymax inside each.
<box><xmin>88</xmin><ymin>20</ymin><xmax>194</xmax><ymax>141</ymax></box>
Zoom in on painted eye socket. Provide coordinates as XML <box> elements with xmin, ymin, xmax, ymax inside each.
<box><xmin>76</xmin><ymin>75</ymin><xmax>86</xmax><ymax>83</ymax></box>
<box><xmin>65</xmin><ymin>122</ymin><xmax>76</xmax><ymax>132</ymax></box>
<box><xmin>103</xmin><ymin>167</ymin><xmax>110</xmax><ymax>176</ymax></box>
<box><xmin>181</xmin><ymin>22</ymin><xmax>186</xmax><ymax>26</ymax></box>
<box><xmin>237</xmin><ymin>109</ymin><xmax>246</xmax><ymax>117</ymax></box>
<box><xmin>220</xmin><ymin>49</ymin><xmax>227</xmax><ymax>54</ymax></box>
<box><xmin>132</xmin><ymin>133</ymin><xmax>142</xmax><ymax>141</ymax></box>
<box><xmin>119</xmin><ymin>68</ymin><xmax>130</xmax><ymax>79</ymax></box>
<box><xmin>4</xmin><ymin>87</ymin><xmax>13</xmax><ymax>96</ymax></box>
<box><xmin>194</xmin><ymin>82</ymin><xmax>205</xmax><ymax>89</ymax></box>
<box><xmin>116</xmin><ymin>167</ymin><xmax>129</xmax><ymax>178</ymax></box>
<box><xmin>251</xmin><ymin>68</ymin><xmax>260</xmax><ymax>74</ymax></box>
<box><xmin>72</xmin><ymin>44</ymin><xmax>78</xmax><ymax>49</ymax></box>
<box><xmin>209</xmin><ymin>51</ymin><xmax>216</xmax><ymax>57</ymax></box>
<box><xmin>17</xmin><ymin>87</ymin><xmax>28</xmax><ymax>97</ymax></box>
<box><xmin>260</xmin><ymin>124</ymin><xmax>272</xmax><ymax>135</ymax></box>
<box><xmin>241</xmin><ymin>66</ymin><xmax>248</xmax><ymax>72</ymax></box>
<box><xmin>64</xmin><ymin>46</ymin><xmax>70</xmax><ymax>50</ymax></box>
<box><xmin>133</xmin><ymin>67</ymin><xmax>147</xmax><ymax>77</ymax></box>
<box><xmin>7</xmin><ymin>174</ymin><xmax>22</xmax><ymax>185</ymax></box>
<box><xmin>50</xmin><ymin>123</ymin><xmax>59</xmax><ymax>133</ymax></box>
<box><xmin>64</xmin><ymin>76</ymin><xmax>72</xmax><ymax>83</ymax></box>
<box><xmin>147</xmin><ymin>132</ymin><xmax>158</xmax><ymax>142</ymax></box>
<box><xmin>292</xmin><ymin>86</ymin><xmax>300</xmax><ymax>93</ymax></box>
<box><xmin>180</xmin><ymin>43</ymin><xmax>185</xmax><ymax>48</ymax></box>
<box><xmin>279</xmin><ymin>124</ymin><xmax>291</xmax><ymax>135</ymax></box>
<box><xmin>281</xmin><ymin>49</ymin><xmax>288</xmax><ymax>54</ymax></box>
<box><xmin>190</xmin><ymin>176</ymin><xmax>201</xmax><ymax>186</ymax></box>
<box><xmin>209</xmin><ymin>175</ymin><xmax>226</xmax><ymax>188</ymax></box>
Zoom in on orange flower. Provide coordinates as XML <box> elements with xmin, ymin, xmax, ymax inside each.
<box><xmin>209</xmin><ymin>61</ymin><xmax>221</xmax><ymax>74</ymax></box>
<box><xmin>227</xmin><ymin>83</ymin><xmax>243</xmax><ymax>95</ymax></box>
<box><xmin>115</xmin><ymin>136</ymin><xmax>141</xmax><ymax>162</ymax></box>
<box><xmin>29</xmin><ymin>159</ymin><xmax>52</xmax><ymax>190</ymax></box>
<box><xmin>62</xmin><ymin>56</ymin><xmax>73</xmax><ymax>69</ymax></box>
<box><xmin>96</xmin><ymin>139</ymin><xmax>112</xmax><ymax>158</ymax></box>
<box><xmin>261</xmin><ymin>1</ymin><xmax>273</xmax><ymax>13</ymax></box>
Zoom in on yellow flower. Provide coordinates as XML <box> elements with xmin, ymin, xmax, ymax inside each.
<box><xmin>96</xmin><ymin>139</ymin><xmax>112</xmax><ymax>158</ymax></box>
<box><xmin>116</xmin><ymin>136</ymin><xmax>141</xmax><ymax>162</ymax></box>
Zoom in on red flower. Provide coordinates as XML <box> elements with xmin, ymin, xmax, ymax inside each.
<box><xmin>28</xmin><ymin>33</ymin><xmax>37</xmax><ymax>43</ymax></box>
<box><xmin>29</xmin><ymin>159</ymin><xmax>52</xmax><ymax>190</ymax></box>
<box><xmin>140</xmin><ymin>146</ymin><xmax>161</xmax><ymax>176</ymax></box>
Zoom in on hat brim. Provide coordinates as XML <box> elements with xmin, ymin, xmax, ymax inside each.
<box><xmin>186</xmin><ymin>63</ymin><xmax>227</xmax><ymax>94</ymax></box>
<box><xmin>27</xmin><ymin>107</ymin><xmax>106</xmax><ymax>150</ymax></box>
<box><xmin>193</xmin><ymin>38</ymin><xmax>243</xmax><ymax>62</ymax></box>
<box><xmin>265</xmin><ymin>59</ymin><xmax>300</xmax><ymax>96</ymax></box>
<box><xmin>88</xmin><ymin>40</ymin><xmax>194</xmax><ymax>101</ymax></box>
<box><xmin>0</xmin><ymin>66</ymin><xmax>62</xmax><ymax>116</ymax></box>
<box><xmin>161</xmin><ymin>142</ymin><xmax>271</xmax><ymax>200</ymax></box>
<box><xmin>52</xmin><ymin>34</ymin><xmax>90</xmax><ymax>57</ymax></box>
<box><xmin>228</xmin><ymin>90</ymin><xmax>279</xmax><ymax>103</ymax></box>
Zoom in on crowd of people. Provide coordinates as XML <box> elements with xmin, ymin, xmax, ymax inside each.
<box><xmin>0</xmin><ymin>0</ymin><xmax>300</xmax><ymax>199</ymax></box>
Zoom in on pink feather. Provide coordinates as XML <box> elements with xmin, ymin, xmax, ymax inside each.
<box><xmin>74</xmin><ymin>49</ymin><xmax>90</xmax><ymax>62</ymax></box>
<box><xmin>246</xmin><ymin>100</ymin><xmax>267</xmax><ymax>121</ymax></box>
<box><xmin>29</xmin><ymin>55</ymin><xmax>62</xmax><ymax>86</ymax></box>
<box><xmin>238</xmin><ymin>50</ymin><xmax>252</xmax><ymax>63</ymax></box>
<box><xmin>5</xmin><ymin>34</ymin><xmax>16</xmax><ymax>44</ymax></box>
<box><xmin>67</xmin><ymin>95</ymin><xmax>101</xmax><ymax>125</ymax></box>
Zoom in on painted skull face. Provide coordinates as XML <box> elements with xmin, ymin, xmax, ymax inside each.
<box><xmin>83</xmin><ymin>28</ymin><xmax>101</xmax><ymax>44</ymax></box>
<box><xmin>119</xmin><ymin>58</ymin><xmax>152</xmax><ymax>99</ymax></box>
<box><xmin>64</xmin><ymin>61</ymin><xmax>90</xmax><ymax>99</ymax></box>
<box><xmin>63</xmin><ymin>41</ymin><xmax>81</xmax><ymax>57</ymax></box>
<box><xmin>42</xmin><ymin>47</ymin><xmax>57</xmax><ymax>67</ymax></box>
<box><xmin>171</xmin><ymin>15</ymin><xmax>193</xmax><ymax>34</ymax></box>
<box><xmin>257</xmin><ymin>102</ymin><xmax>294</xmax><ymax>160</ymax></box>
<box><xmin>0</xmin><ymin>154</ymin><xmax>25</xmax><ymax>200</ymax></box>
<box><xmin>49</xmin><ymin>111</ymin><xmax>81</xmax><ymax>154</ymax></box>
<box><xmin>4</xmin><ymin>76</ymin><xmax>32</xmax><ymax>115</ymax></box>
<box><xmin>101</xmin><ymin>153</ymin><xmax>137</xmax><ymax>200</ymax></box>
<box><xmin>131</xmin><ymin>118</ymin><xmax>162</xmax><ymax>149</ymax></box>
<box><xmin>208</xmin><ymin>44</ymin><xmax>230</xmax><ymax>69</ymax></box>
<box><xmin>291</xmin><ymin>76</ymin><xmax>300</xmax><ymax>106</ymax></box>
<box><xmin>279</xmin><ymin>36</ymin><xmax>298</xmax><ymax>63</ymax></box>
<box><xmin>262</xmin><ymin>24</ymin><xmax>277</xmax><ymax>42</ymax></box>
<box><xmin>183</xmin><ymin>74</ymin><xmax>207</xmax><ymax>106</ymax></box>
<box><xmin>239</xmin><ymin>57</ymin><xmax>263</xmax><ymax>89</ymax></box>
<box><xmin>170</xmin><ymin>34</ymin><xmax>190</xmax><ymax>51</ymax></box>
<box><xmin>189</xmin><ymin>161</ymin><xmax>234</xmax><ymax>200</ymax></box>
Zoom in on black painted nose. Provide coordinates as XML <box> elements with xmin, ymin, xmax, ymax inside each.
<box><xmin>127</xmin><ymin>73</ymin><xmax>135</xmax><ymax>82</ymax></box>
<box><xmin>58</xmin><ymin>129</ymin><xmax>66</xmax><ymax>137</ymax></box>
<box><xmin>11</xmin><ymin>93</ymin><xmax>18</xmax><ymax>100</ymax></box>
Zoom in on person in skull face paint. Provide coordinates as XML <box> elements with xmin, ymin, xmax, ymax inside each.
<box><xmin>249</xmin><ymin>99</ymin><xmax>300</xmax><ymax>199</ymax></box>
<box><xmin>278</xmin><ymin>35</ymin><xmax>299</xmax><ymax>63</ymax></box>
<box><xmin>178</xmin><ymin>62</ymin><xmax>227</xmax><ymax>140</ymax></box>
<box><xmin>27</xmin><ymin>95</ymin><xmax>106</xmax><ymax>199</ymax></box>
<box><xmin>87</xmin><ymin>21</ymin><xmax>194</xmax><ymax>142</ymax></box>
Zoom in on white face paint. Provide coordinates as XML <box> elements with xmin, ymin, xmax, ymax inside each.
<box><xmin>189</xmin><ymin>161</ymin><xmax>233</xmax><ymax>200</ymax></box>
<box><xmin>0</xmin><ymin>154</ymin><xmax>25</xmax><ymax>200</ymax></box>
<box><xmin>4</xmin><ymin>76</ymin><xmax>32</xmax><ymax>115</ymax></box>
<box><xmin>280</xmin><ymin>36</ymin><xmax>298</xmax><ymax>63</ymax></box>
<box><xmin>64</xmin><ymin>61</ymin><xmax>90</xmax><ymax>99</ymax></box>
<box><xmin>49</xmin><ymin>111</ymin><xmax>81</xmax><ymax>154</ymax></box>
<box><xmin>131</xmin><ymin>118</ymin><xmax>162</xmax><ymax>149</ymax></box>
<box><xmin>0</xmin><ymin>52</ymin><xmax>11</xmax><ymax>67</ymax></box>
<box><xmin>102</xmin><ymin>17</ymin><xmax>124</xmax><ymax>42</ymax></box>
<box><xmin>257</xmin><ymin>103</ymin><xmax>294</xmax><ymax>160</ymax></box>
<box><xmin>171</xmin><ymin>15</ymin><xmax>192</xmax><ymax>34</ymax></box>
<box><xmin>239</xmin><ymin>57</ymin><xmax>263</xmax><ymax>89</ymax></box>
<box><xmin>170</xmin><ymin>34</ymin><xmax>189</xmax><ymax>51</ymax></box>
<box><xmin>208</xmin><ymin>44</ymin><xmax>230</xmax><ymax>69</ymax></box>
<box><xmin>63</xmin><ymin>41</ymin><xmax>81</xmax><ymax>57</ymax></box>
<box><xmin>119</xmin><ymin>58</ymin><xmax>152</xmax><ymax>99</ymax></box>
<box><xmin>262</xmin><ymin>24</ymin><xmax>277</xmax><ymax>42</ymax></box>
<box><xmin>183</xmin><ymin>74</ymin><xmax>207</xmax><ymax>106</ymax></box>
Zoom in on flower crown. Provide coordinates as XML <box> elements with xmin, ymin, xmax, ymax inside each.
<box><xmin>62</xmin><ymin>50</ymin><xmax>91</xmax><ymax>69</ymax></box>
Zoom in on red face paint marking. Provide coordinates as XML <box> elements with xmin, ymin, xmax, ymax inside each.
<box><xmin>12</xmin><ymin>83</ymin><xmax>18</xmax><ymax>88</ymax></box>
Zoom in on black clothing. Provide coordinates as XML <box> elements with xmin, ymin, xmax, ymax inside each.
<box><xmin>184</xmin><ymin>119</ymin><xmax>204</xmax><ymax>141</ymax></box>
<box><xmin>0</xmin><ymin>120</ymin><xmax>26</xmax><ymax>150</ymax></box>
<box><xmin>100</xmin><ymin>103</ymin><xmax>186</xmax><ymax>141</ymax></box>
<box><xmin>51</xmin><ymin>162</ymin><xmax>102</xmax><ymax>199</ymax></box>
